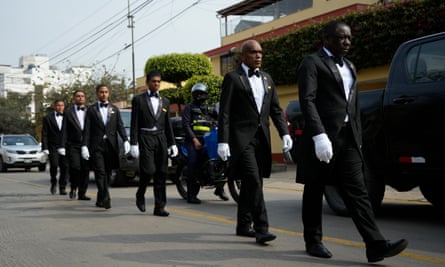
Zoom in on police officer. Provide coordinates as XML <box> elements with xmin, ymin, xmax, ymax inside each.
<box><xmin>182</xmin><ymin>83</ymin><xmax>229</xmax><ymax>204</ymax></box>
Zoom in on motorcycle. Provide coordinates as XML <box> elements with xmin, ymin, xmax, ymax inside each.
<box><xmin>168</xmin><ymin>120</ymin><xmax>241</xmax><ymax>203</ymax></box>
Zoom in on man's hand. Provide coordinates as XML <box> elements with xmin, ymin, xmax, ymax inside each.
<box><xmin>168</xmin><ymin>145</ymin><xmax>178</xmax><ymax>157</ymax></box>
<box><xmin>123</xmin><ymin>141</ymin><xmax>130</xmax><ymax>154</ymax></box>
<box><xmin>282</xmin><ymin>134</ymin><xmax>293</xmax><ymax>152</ymax></box>
<box><xmin>81</xmin><ymin>146</ymin><xmax>90</xmax><ymax>160</ymax></box>
<box><xmin>312</xmin><ymin>133</ymin><xmax>333</xmax><ymax>163</ymax></box>
<box><xmin>130</xmin><ymin>145</ymin><xmax>139</xmax><ymax>158</ymax></box>
<box><xmin>217</xmin><ymin>143</ymin><xmax>231</xmax><ymax>161</ymax></box>
<box><xmin>42</xmin><ymin>149</ymin><xmax>49</xmax><ymax>155</ymax></box>
<box><xmin>57</xmin><ymin>148</ymin><xmax>66</xmax><ymax>156</ymax></box>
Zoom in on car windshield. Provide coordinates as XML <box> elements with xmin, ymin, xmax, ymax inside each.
<box><xmin>3</xmin><ymin>136</ymin><xmax>38</xmax><ymax>146</ymax></box>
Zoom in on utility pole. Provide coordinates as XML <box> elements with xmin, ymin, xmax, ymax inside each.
<box><xmin>127</xmin><ymin>0</ymin><xmax>136</xmax><ymax>95</ymax></box>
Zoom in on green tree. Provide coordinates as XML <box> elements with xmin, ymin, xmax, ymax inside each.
<box><xmin>145</xmin><ymin>53</ymin><xmax>212</xmax><ymax>87</ymax></box>
<box><xmin>0</xmin><ymin>92</ymin><xmax>34</xmax><ymax>134</ymax></box>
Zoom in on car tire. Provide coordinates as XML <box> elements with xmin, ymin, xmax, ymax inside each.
<box><xmin>0</xmin><ymin>158</ymin><xmax>7</xmax><ymax>172</ymax></box>
<box><xmin>419</xmin><ymin>182</ymin><xmax>445</xmax><ymax>209</ymax></box>
<box><xmin>38</xmin><ymin>163</ymin><xmax>46</xmax><ymax>172</ymax></box>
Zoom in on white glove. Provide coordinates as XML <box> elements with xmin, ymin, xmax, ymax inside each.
<box><xmin>42</xmin><ymin>149</ymin><xmax>49</xmax><ymax>155</ymax></box>
<box><xmin>168</xmin><ymin>145</ymin><xmax>178</xmax><ymax>157</ymax></box>
<box><xmin>217</xmin><ymin>143</ymin><xmax>231</xmax><ymax>161</ymax></box>
<box><xmin>123</xmin><ymin>141</ymin><xmax>130</xmax><ymax>154</ymax></box>
<box><xmin>282</xmin><ymin>134</ymin><xmax>293</xmax><ymax>152</ymax></box>
<box><xmin>81</xmin><ymin>146</ymin><xmax>90</xmax><ymax>160</ymax></box>
<box><xmin>57</xmin><ymin>148</ymin><xmax>66</xmax><ymax>156</ymax></box>
<box><xmin>312</xmin><ymin>133</ymin><xmax>333</xmax><ymax>163</ymax></box>
<box><xmin>130</xmin><ymin>145</ymin><xmax>139</xmax><ymax>158</ymax></box>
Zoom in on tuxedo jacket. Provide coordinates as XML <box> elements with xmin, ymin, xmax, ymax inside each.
<box><xmin>42</xmin><ymin>112</ymin><xmax>65</xmax><ymax>151</ymax></box>
<box><xmin>297</xmin><ymin>48</ymin><xmax>363</xmax><ymax>183</ymax></box>
<box><xmin>64</xmin><ymin>105</ymin><xmax>88</xmax><ymax>147</ymax></box>
<box><xmin>83</xmin><ymin>102</ymin><xmax>127</xmax><ymax>156</ymax></box>
<box><xmin>129</xmin><ymin>92</ymin><xmax>175</xmax><ymax>147</ymax></box>
<box><xmin>218</xmin><ymin>65</ymin><xmax>288</xmax><ymax>178</ymax></box>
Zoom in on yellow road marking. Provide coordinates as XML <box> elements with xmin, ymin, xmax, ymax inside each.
<box><xmin>170</xmin><ymin>207</ymin><xmax>445</xmax><ymax>265</ymax></box>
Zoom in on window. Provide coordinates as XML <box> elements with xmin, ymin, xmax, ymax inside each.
<box><xmin>406</xmin><ymin>38</ymin><xmax>445</xmax><ymax>83</ymax></box>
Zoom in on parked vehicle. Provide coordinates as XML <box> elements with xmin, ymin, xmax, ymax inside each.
<box><xmin>0</xmin><ymin>134</ymin><xmax>47</xmax><ymax>172</ymax></box>
<box><xmin>286</xmin><ymin>32</ymin><xmax>445</xmax><ymax>215</ymax></box>
<box><xmin>110</xmin><ymin>109</ymin><xmax>139</xmax><ymax>186</ymax></box>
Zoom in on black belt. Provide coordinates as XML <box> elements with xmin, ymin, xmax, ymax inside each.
<box><xmin>140</xmin><ymin>129</ymin><xmax>164</xmax><ymax>135</ymax></box>
<box><xmin>342</xmin><ymin>121</ymin><xmax>351</xmax><ymax>128</ymax></box>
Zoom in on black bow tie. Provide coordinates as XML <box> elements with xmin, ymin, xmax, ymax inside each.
<box><xmin>149</xmin><ymin>92</ymin><xmax>159</xmax><ymax>98</ymax></box>
<box><xmin>248</xmin><ymin>68</ymin><xmax>260</xmax><ymax>78</ymax></box>
<box><xmin>100</xmin><ymin>103</ymin><xmax>109</xmax><ymax>108</ymax></box>
<box><xmin>77</xmin><ymin>106</ymin><xmax>85</xmax><ymax>111</ymax></box>
<box><xmin>331</xmin><ymin>56</ymin><xmax>344</xmax><ymax>67</ymax></box>
<box><xmin>56</xmin><ymin>112</ymin><xmax>63</xmax><ymax>117</ymax></box>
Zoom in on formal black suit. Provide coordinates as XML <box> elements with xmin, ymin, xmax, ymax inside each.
<box><xmin>130</xmin><ymin>91</ymin><xmax>175</xmax><ymax>211</ymax></box>
<box><xmin>218</xmin><ymin>65</ymin><xmax>288</xmax><ymax>232</ymax></box>
<box><xmin>64</xmin><ymin>105</ymin><xmax>90</xmax><ymax>198</ymax></box>
<box><xmin>297</xmin><ymin>48</ymin><xmax>385</xmax><ymax>245</ymax></box>
<box><xmin>42</xmin><ymin>111</ymin><xmax>67</xmax><ymax>190</ymax></box>
<box><xmin>83</xmin><ymin>102</ymin><xmax>127</xmax><ymax>206</ymax></box>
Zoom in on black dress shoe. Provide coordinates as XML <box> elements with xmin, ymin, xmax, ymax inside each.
<box><xmin>78</xmin><ymin>195</ymin><xmax>91</xmax><ymax>201</ymax></box>
<box><xmin>187</xmin><ymin>197</ymin><xmax>201</xmax><ymax>204</ymax></box>
<box><xmin>214</xmin><ymin>189</ymin><xmax>229</xmax><ymax>201</ymax></box>
<box><xmin>153</xmin><ymin>209</ymin><xmax>170</xmax><ymax>217</ymax></box>
<box><xmin>236</xmin><ymin>227</ymin><xmax>256</xmax><ymax>238</ymax></box>
<box><xmin>69</xmin><ymin>190</ymin><xmax>76</xmax><ymax>199</ymax></box>
<box><xmin>366</xmin><ymin>239</ymin><xmax>408</xmax><ymax>263</ymax></box>
<box><xmin>96</xmin><ymin>202</ymin><xmax>104</xmax><ymax>208</ymax></box>
<box><xmin>59</xmin><ymin>188</ymin><xmax>67</xmax><ymax>195</ymax></box>
<box><xmin>50</xmin><ymin>184</ymin><xmax>56</xmax><ymax>195</ymax></box>
<box><xmin>103</xmin><ymin>198</ymin><xmax>111</xmax><ymax>209</ymax></box>
<box><xmin>136</xmin><ymin>199</ymin><xmax>146</xmax><ymax>212</ymax></box>
<box><xmin>255</xmin><ymin>231</ymin><xmax>276</xmax><ymax>244</ymax></box>
<box><xmin>306</xmin><ymin>243</ymin><xmax>333</xmax><ymax>258</ymax></box>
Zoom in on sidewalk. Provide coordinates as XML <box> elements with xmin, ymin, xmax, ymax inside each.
<box><xmin>269</xmin><ymin>163</ymin><xmax>427</xmax><ymax>203</ymax></box>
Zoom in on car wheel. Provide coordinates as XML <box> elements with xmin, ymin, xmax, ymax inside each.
<box><xmin>0</xmin><ymin>157</ymin><xmax>7</xmax><ymax>172</ymax></box>
<box><xmin>110</xmin><ymin>170</ymin><xmax>129</xmax><ymax>187</ymax></box>
<box><xmin>38</xmin><ymin>163</ymin><xmax>46</xmax><ymax>172</ymax></box>
<box><xmin>419</xmin><ymin>182</ymin><xmax>445</xmax><ymax>209</ymax></box>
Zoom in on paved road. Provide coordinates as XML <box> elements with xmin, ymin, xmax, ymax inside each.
<box><xmin>0</xmin><ymin>165</ymin><xmax>444</xmax><ymax>267</ymax></box>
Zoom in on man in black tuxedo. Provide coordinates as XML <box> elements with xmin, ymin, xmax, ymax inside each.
<box><xmin>64</xmin><ymin>90</ymin><xmax>90</xmax><ymax>201</ymax></box>
<box><xmin>217</xmin><ymin>40</ymin><xmax>293</xmax><ymax>244</ymax></box>
<box><xmin>42</xmin><ymin>99</ymin><xmax>67</xmax><ymax>195</ymax></box>
<box><xmin>130</xmin><ymin>70</ymin><xmax>178</xmax><ymax>217</ymax></box>
<box><xmin>82</xmin><ymin>84</ymin><xmax>129</xmax><ymax>209</ymax></box>
<box><xmin>297</xmin><ymin>21</ymin><xmax>407</xmax><ymax>262</ymax></box>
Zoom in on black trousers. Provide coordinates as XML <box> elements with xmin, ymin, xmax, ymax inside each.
<box><xmin>302</xmin><ymin>125</ymin><xmax>385</xmax><ymax>245</ymax></box>
<box><xmin>48</xmin><ymin>146</ymin><xmax>67</xmax><ymax>188</ymax></box>
<box><xmin>91</xmin><ymin>140</ymin><xmax>114</xmax><ymax>204</ymax></box>
<box><xmin>236</xmin><ymin>130</ymin><xmax>269</xmax><ymax>232</ymax></box>
<box><xmin>136</xmin><ymin>133</ymin><xmax>168</xmax><ymax>210</ymax></box>
<box><xmin>67</xmin><ymin>145</ymin><xmax>90</xmax><ymax>197</ymax></box>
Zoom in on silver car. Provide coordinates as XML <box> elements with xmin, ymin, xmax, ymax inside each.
<box><xmin>0</xmin><ymin>134</ymin><xmax>47</xmax><ymax>172</ymax></box>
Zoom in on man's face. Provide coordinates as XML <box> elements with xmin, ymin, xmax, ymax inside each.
<box><xmin>96</xmin><ymin>86</ymin><xmax>110</xmax><ymax>103</ymax></box>
<box><xmin>146</xmin><ymin>75</ymin><xmax>161</xmax><ymax>92</ymax></box>
<box><xmin>241</xmin><ymin>41</ymin><xmax>262</xmax><ymax>69</ymax></box>
<box><xmin>54</xmin><ymin>101</ymin><xmax>65</xmax><ymax>113</ymax></box>
<box><xmin>325</xmin><ymin>24</ymin><xmax>352</xmax><ymax>58</ymax></box>
<box><xmin>73</xmin><ymin>92</ymin><xmax>86</xmax><ymax>106</ymax></box>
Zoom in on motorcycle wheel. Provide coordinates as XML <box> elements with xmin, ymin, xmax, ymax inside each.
<box><xmin>227</xmin><ymin>176</ymin><xmax>241</xmax><ymax>204</ymax></box>
<box><xmin>170</xmin><ymin>160</ymin><xmax>188</xmax><ymax>200</ymax></box>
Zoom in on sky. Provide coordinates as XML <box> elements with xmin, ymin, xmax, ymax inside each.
<box><xmin>0</xmin><ymin>0</ymin><xmax>240</xmax><ymax>83</ymax></box>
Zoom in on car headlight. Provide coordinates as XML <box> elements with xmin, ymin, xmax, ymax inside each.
<box><xmin>6</xmin><ymin>150</ymin><xmax>16</xmax><ymax>154</ymax></box>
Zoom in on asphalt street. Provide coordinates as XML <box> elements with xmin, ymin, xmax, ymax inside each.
<box><xmin>0</xmin><ymin>165</ymin><xmax>444</xmax><ymax>267</ymax></box>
